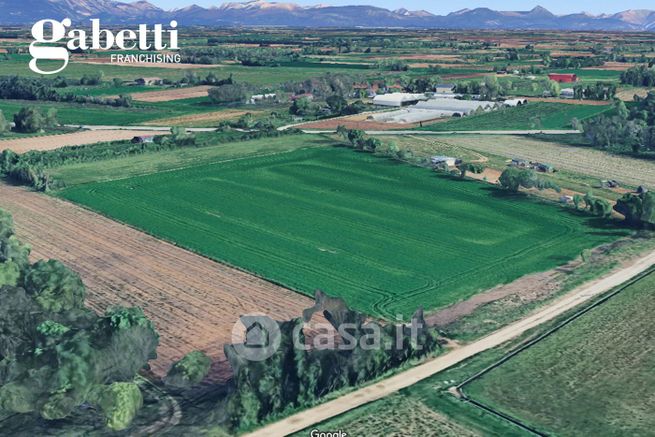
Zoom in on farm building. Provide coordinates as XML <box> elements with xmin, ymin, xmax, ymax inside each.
<box><xmin>548</xmin><ymin>73</ymin><xmax>578</xmax><ymax>83</ymax></box>
<box><xmin>560</xmin><ymin>88</ymin><xmax>575</xmax><ymax>99</ymax></box>
<box><xmin>131</xmin><ymin>135</ymin><xmax>155</xmax><ymax>144</ymax></box>
<box><xmin>249</xmin><ymin>93</ymin><xmax>276</xmax><ymax>104</ymax></box>
<box><xmin>435</xmin><ymin>84</ymin><xmax>455</xmax><ymax>94</ymax></box>
<box><xmin>504</xmin><ymin>98</ymin><xmax>528</xmax><ymax>107</ymax></box>
<box><xmin>511</xmin><ymin>158</ymin><xmax>529</xmax><ymax>167</ymax></box>
<box><xmin>431</xmin><ymin>156</ymin><xmax>457</xmax><ymax>166</ymax></box>
<box><xmin>372</xmin><ymin>93</ymin><xmax>428</xmax><ymax>107</ymax></box>
<box><xmin>135</xmin><ymin>77</ymin><xmax>163</xmax><ymax>86</ymax></box>
<box><xmin>371</xmin><ymin>98</ymin><xmax>498</xmax><ymax>124</ymax></box>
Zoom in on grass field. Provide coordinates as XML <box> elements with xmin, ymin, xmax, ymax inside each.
<box><xmin>57</xmin><ymin>144</ymin><xmax>625</xmax><ymax>319</ymax></box>
<box><xmin>419</xmin><ymin>102</ymin><xmax>610</xmax><ymax>131</ymax></box>
<box><xmin>464</xmin><ymin>269</ymin><xmax>655</xmax><ymax>436</ymax></box>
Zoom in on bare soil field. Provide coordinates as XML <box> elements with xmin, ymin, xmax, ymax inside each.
<box><xmin>617</xmin><ymin>87</ymin><xmax>654</xmax><ymax>101</ymax></box>
<box><xmin>440</xmin><ymin>135</ymin><xmax>655</xmax><ymax>187</ymax></box>
<box><xmin>130</xmin><ymin>85</ymin><xmax>213</xmax><ymax>102</ymax></box>
<box><xmin>0</xmin><ymin>130</ymin><xmax>166</xmax><ymax>154</ymax></box>
<box><xmin>0</xmin><ymin>184</ymin><xmax>311</xmax><ymax>378</ymax></box>
<box><xmin>583</xmin><ymin>61</ymin><xmax>635</xmax><ymax>71</ymax></box>
<box><xmin>144</xmin><ymin>109</ymin><xmax>259</xmax><ymax>127</ymax></box>
<box><xmin>300</xmin><ymin>117</ymin><xmax>418</xmax><ymax>131</ymax></box>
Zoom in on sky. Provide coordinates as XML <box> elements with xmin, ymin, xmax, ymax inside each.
<box><xmin>148</xmin><ymin>0</ymin><xmax>655</xmax><ymax>15</ymax></box>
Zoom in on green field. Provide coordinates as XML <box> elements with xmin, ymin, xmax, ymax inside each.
<box><xmin>418</xmin><ymin>102</ymin><xmax>610</xmax><ymax>131</ymax></box>
<box><xmin>58</xmin><ymin>143</ymin><xmax>625</xmax><ymax>318</ymax></box>
<box><xmin>465</xmin><ymin>269</ymin><xmax>655</xmax><ymax>436</ymax></box>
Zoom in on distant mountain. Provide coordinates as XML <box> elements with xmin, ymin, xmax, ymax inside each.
<box><xmin>0</xmin><ymin>0</ymin><xmax>653</xmax><ymax>31</ymax></box>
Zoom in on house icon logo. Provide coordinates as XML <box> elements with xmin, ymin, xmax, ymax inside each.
<box><xmin>231</xmin><ymin>314</ymin><xmax>281</xmax><ymax>361</ymax></box>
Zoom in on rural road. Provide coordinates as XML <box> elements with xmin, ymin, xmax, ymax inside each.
<box><xmin>63</xmin><ymin>124</ymin><xmax>579</xmax><ymax>136</ymax></box>
<box><xmin>244</xmin><ymin>249</ymin><xmax>655</xmax><ymax>437</ymax></box>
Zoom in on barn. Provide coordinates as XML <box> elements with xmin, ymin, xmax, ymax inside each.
<box><xmin>548</xmin><ymin>73</ymin><xmax>578</xmax><ymax>83</ymax></box>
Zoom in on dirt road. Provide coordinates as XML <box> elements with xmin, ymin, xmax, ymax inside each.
<box><xmin>0</xmin><ymin>184</ymin><xmax>312</xmax><ymax>378</ymax></box>
<box><xmin>245</xmin><ymin>249</ymin><xmax>655</xmax><ymax>437</ymax></box>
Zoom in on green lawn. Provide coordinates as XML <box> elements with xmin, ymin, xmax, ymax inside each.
<box><xmin>465</xmin><ymin>269</ymin><xmax>655</xmax><ymax>436</ymax></box>
<box><xmin>418</xmin><ymin>102</ymin><xmax>610</xmax><ymax>131</ymax></box>
<box><xmin>57</xmin><ymin>145</ymin><xmax>625</xmax><ymax>319</ymax></box>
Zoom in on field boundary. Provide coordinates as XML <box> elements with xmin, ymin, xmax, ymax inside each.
<box><xmin>454</xmin><ymin>266</ymin><xmax>655</xmax><ymax>436</ymax></box>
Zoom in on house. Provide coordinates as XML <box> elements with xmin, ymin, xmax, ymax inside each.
<box><xmin>431</xmin><ymin>156</ymin><xmax>457</xmax><ymax>167</ymax></box>
<box><xmin>511</xmin><ymin>158</ymin><xmax>529</xmax><ymax>167</ymax></box>
<box><xmin>245</xmin><ymin>321</ymin><xmax>269</xmax><ymax>348</ymax></box>
<box><xmin>135</xmin><ymin>77</ymin><xmax>163</xmax><ymax>86</ymax></box>
<box><xmin>560</xmin><ymin>195</ymin><xmax>573</xmax><ymax>204</ymax></box>
<box><xmin>434</xmin><ymin>84</ymin><xmax>455</xmax><ymax>94</ymax></box>
<box><xmin>548</xmin><ymin>73</ymin><xmax>578</xmax><ymax>83</ymax></box>
<box><xmin>534</xmin><ymin>162</ymin><xmax>555</xmax><ymax>173</ymax></box>
<box><xmin>131</xmin><ymin>135</ymin><xmax>155</xmax><ymax>144</ymax></box>
<box><xmin>601</xmin><ymin>179</ymin><xmax>620</xmax><ymax>189</ymax></box>
<box><xmin>636</xmin><ymin>185</ymin><xmax>649</xmax><ymax>194</ymax></box>
<box><xmin>560</xmin><ymin>88</ymin><xmax>575</xmax><ymax>99</ymax></box>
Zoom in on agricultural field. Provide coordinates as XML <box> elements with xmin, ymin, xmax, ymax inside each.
<box><xmin>0</xmin><ymin>182</ymin><xmax>312</xmax><ymax>378</ymax></box>
<box><xmin>464</xmin><ymin>268</ymin><xmax>655</xmax><ymax>436</ymax></box>
<box><xmin>437</xmin><ymin>134</ymin><xmax>655</xmax><ymax>188</ymax></box>
<box><xmin>418</xmin><ymin>102</ymin><xmax>611</xmax><ymax>131</ymax></box>
<box><xmin>57</xmin><ymin>144</ymin><xmax>626</xmax><ymax>319</ymax></box>
<box><xmin>0</xmin><ymin>129</ymin><xmax>168</xmax><ymax>153</ymax></box>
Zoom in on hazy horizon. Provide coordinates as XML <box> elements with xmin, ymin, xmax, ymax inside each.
<box><xmin>146</xmin><ymin>0</ymin><xmax>655</xmax><ymax>16</ymax></box>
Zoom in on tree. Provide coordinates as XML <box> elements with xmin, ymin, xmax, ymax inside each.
<box><xmin>208</xmin><ymin>83</ymin><xmax>251</xmax><ymax>105</ymax></box>
<box><xmin>614</xmin><ymin>191</ymin><xmax>655</xmax><ymax>228</ymax></box>
<box><xmin>23</xmin><ymin>260</ymin><xmax>85</xmax><ymax>312</ymax></box>
<box><xmin>165</xmin><ymin>350</ymin><xmax>212</xmax><ymax>388</ymax></box>
<box><xmin>93</xmin><ymin>382</ymin><xmax>143</xmax><ymax>431</ymax></box>
<box><xmin>499</xmin><ymin>167</ymin><xmax>560</xmax><ymax>193</ymax></box>
<box><xmin>326</xmin><ymin>95</ymin><xmax>347</xmax><ymax>115</ymax></box>
<box><xmin>13</xmin><ymin>107</ymin><xmax>45</xmax><ymax>133</ymax></box>
<box><xmin>0</xmin><ymin>110</ymin><xmax>9</xmax><ymax>133</ymax></box>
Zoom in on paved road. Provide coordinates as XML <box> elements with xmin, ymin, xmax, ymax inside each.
<box><xmin>63</xmin><ymin>124</ymin><xmax>579</xmax><ymax>136</ymax></box>
<box><xmin>300</xmin><ymin>129</ymin><xmax>580</xmax><ymax>135</ymax></box>
<box><xmin>62</xmin><ymin>124</ymin><xmax>219</xmax><ymax>132</ymax></box>
<box><xmin>244</xmin><ymin>249</ymin><xmax>655</xmax><ymax>437</ymax></box>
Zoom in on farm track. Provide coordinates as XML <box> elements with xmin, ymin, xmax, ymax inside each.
<box><xmin>0</xmin><ymin>183</ymin><xmax>312</xmax><ymax>378</ymax></box>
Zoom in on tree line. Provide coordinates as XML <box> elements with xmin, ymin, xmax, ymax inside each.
<box><xmin>0</xmin><ymin>209</ymin><xmax>158</xmax><ymax>430</ymax></box>
<box><xmin>224</xmin><ymin>291</ymin><xmax>439</xmax><ymax>431</ymax></box>
<box><xmin>0</xmin><ymin>76</ymin><xmax>133</xmax><ymax>108</ymax></box>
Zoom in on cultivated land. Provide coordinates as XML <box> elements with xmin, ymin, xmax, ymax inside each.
<box><xmin>419</xmin><ymin>102</ymin><xmax>611</xmax><ymax>131</ymax></box>
<box><xmin>130</xmin><ymin>85</ymin><xmax>214</xmax><ymax>102</ymax></box>
<box><xmin>438</xmin><ymin>135</ymin><xmax>655</xmax><ymax>188</ymax></box>
<box><xmin>257</xmin><ymin>249</ymin><xmax>655</xmax><ymax>437</ymax></box>
<box><xmin>0</xmin><ymin>183</ymin><xmax>311</xmax><ymax>378</ymax></box>
<box><xmin>465</xmin><ymin>269</ymin><xmax>655</xmax><ymax>436</ymax></box>
<box><xmin>58</xmin><ymin>145</ymin><xmax>626</xmax><ymax>319</ymax></box>
<box><xmin>0</xmin><ymin>129</ymin><xmax>166</xmax><ymax>153</ymax></box>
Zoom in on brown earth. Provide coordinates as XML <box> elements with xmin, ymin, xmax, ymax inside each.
<box><xmin>0</xmin><ymin>184</ymin><xmax>312</xmax><ymax>379</ymax></box>
<box><xmin>582</xmin><ymin>62</ymin><xmax>635</xmax><ymax>71</ymax></box>
<box><xmin>130</xmin><ymin>85</ymin><xmax>213</xmax><ymax>102</ymax></box>
<box><xmin>143</xmin><ymin>110</ymin><xmax>260</xmax><ymax>127</ymax></box>
<box><xmin>0</xmin><ymin>130</ymin><xmax>167</xmax><ymax>154</ymax></box>
<box><xmin>301</xmin><ymin>118</ymin><xmax>419</xmax><ymax>131</ymax></box>
<box><xmin>616</xmin><ymin>87</ymin><xmax>654</xmax><ymax>101</ymax></box>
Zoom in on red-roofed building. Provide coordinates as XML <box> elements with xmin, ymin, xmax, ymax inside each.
<box><xmin>548</xmin><ymin>73</ymin><xmax>578</xmax><ymax>83</ymax></box>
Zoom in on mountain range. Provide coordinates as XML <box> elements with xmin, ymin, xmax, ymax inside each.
<box><xmin>1</xmin><ymin>0</ymin><xmax>654</xmax><ymax>30</ymax></box>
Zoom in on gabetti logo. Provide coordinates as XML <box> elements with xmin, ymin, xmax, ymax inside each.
<box><xmin>29</xmin><ymin>19</ymin><xmax>179</xmax><ymax>75</ymax></box>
